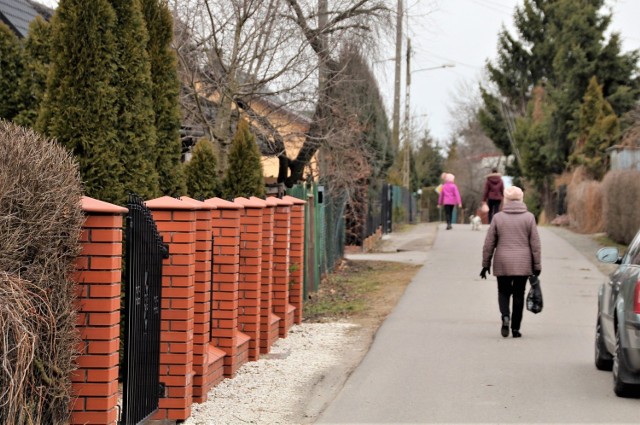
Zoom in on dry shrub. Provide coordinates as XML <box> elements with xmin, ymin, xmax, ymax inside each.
<box><xmin>566</xmin><ymin>167</ymin><xmax>604</xmax><ymax>233</ymax></box>
<box><xmin>0</xmin><ymin>121</ymin><xmax>84</xmax><ymax>424</ymax></box>
<box><xmin>0</xmin><ymin>273</ymin><xmax>54</xmax><ymax>424</ymax></box>
<box><xmin>602</xmin><ymin>169</ymin><xmax>640</xmax><ymax>244</ymax></box>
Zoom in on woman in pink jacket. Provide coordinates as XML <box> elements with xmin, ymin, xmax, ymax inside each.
<box><xmin>437</xmin><ymin>173</ymin><xmax>462</xmax><ymax>230</ymax></box>
<box><xmin>480</xmin><ymin>186</ymin><xmax>541</xmax><ymax>338</ymax></box>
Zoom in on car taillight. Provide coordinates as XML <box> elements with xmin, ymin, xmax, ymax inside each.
<box><xmin>635</xmin><ymin>280</ymin><xmax>640</xmax><ymax>314</ymax></box>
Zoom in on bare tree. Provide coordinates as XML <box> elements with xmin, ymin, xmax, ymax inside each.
<box><xmin>446</xmin><ymin>79</ymin><xmax>502</xmax><ymax>214</ymax></box>
<box><xmin>170</xmin><ymin>0</ymin><xmax>393</xmax><ymax>187</ymax></box>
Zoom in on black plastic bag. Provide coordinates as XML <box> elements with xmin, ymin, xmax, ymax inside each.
<box><xmin>526</xmin><ymin>275</ymin><xmax>543</xmax><ymax>314</ymax></box>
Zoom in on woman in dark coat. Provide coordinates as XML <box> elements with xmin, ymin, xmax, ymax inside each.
<box><xmin>480</xmin><ymin>186</ymin><xmax>541</xmax><ymax>338</ymax></box>
<box><xmin>482</xmin><ymin>168</ymin><xmax>504</xmax><ymax>224</ymax></box>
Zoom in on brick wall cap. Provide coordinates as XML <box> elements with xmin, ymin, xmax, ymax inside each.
<box><xmin>234</xmin><ymin>197</ymin><xmax>267</xmax><ymax>208</ymax></box>
<box><xmin>145</xmin><ymin>196</ymin><xmax>197</xmax><ymax>210</ymax></box>
<box><xmin>81</xmin><ymin>196</ymin><xmax>128</xmax><ymax>214</ymax></box>
<box><xmin>283</xmin><ymin>195</ymin><xmax>306</xmax><ymax>205</ymax></box>
<box><xmin>204</xmin><ymin>197</ymin><xmax>244</xmax><ymax>209</ymax></box>
<box><xmin>267</xmin><ymin>196</ymin><xmax>294</xmax><ymax>206</ymax></box>
<box><xmin>260</xmin><ymin>196</ymin><xmax>280</xmax><ymax>207</ymax></box>
<box><xmin>180</xmin><ymin>196</ymin><xmax>216</xmax><ymax>210</ymax></box>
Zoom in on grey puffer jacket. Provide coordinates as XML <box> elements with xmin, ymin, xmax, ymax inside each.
<box><xmin>482</xmin><ymin>201</ymin><xmax>541</xmax><ymax>276</ymax></box>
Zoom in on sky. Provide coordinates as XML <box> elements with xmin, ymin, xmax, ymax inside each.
<box><xmin>36</xmin><ymin>0</ymin><xmax>640</xmax><ymax>142</ymax></box>
<box><xmin>382</xmin><ymin>0</ymin><xmax>640</xmax><ymax>142</ymax></box>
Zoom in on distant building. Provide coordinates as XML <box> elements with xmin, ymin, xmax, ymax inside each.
<box><xmin>607</xmin><ymin>146</ymin><xmax>640</xmax><ymax>172</ymax></box>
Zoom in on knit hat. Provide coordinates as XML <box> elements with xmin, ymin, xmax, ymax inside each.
<box><xmin>504</xmin><ymin>186</ymin><xmax>524</xmax><ymax>202</ymax></box>
<box><xmin>444</xmin><ymin>173</ymin><xmax>455</xmax><ymax>183</ymax></box>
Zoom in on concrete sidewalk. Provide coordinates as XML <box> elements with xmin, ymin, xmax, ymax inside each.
<box><xmin>345</xmin><ymin>222</ymin><xmax>438</xmax><ymax>265</ymax></box>
<box><xmin>318</xmin><ymin>222</ymin><xmax>639</xmax><ymax>423</ymax></box>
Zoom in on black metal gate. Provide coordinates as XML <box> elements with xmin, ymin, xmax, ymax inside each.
<box><xmin>120</xmin><ymin>194</ymin><xmax>169</xmax><ymax>425</ymax></box>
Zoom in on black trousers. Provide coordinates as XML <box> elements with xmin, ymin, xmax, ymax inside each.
<box><xmin>487</xmin><ymin>199</ymin><xmax>501</xmax><ymax>223</ymax></box>
<box><xmin>497</xmin><ymin>276</ymin><xmax>528</xmax><ymax>331</ymax></box>
<box><xmin>444</xmin><ymin>205</ymin><xmax>454</xmax><ymax>226</ymax></box>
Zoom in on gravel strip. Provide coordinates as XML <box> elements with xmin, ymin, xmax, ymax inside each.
<box><xmin>184</xmin><ymin>322</ymin><xmax>359</xmax><ymax>425</ymax></box>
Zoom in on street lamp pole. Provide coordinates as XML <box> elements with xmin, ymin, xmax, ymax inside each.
<box><xmin>402</xmin><ymin>37</ymin><xmax>411</xmax><ymax>189</ymax></box>
<box><xmin>402</xmin><ymin>62</ymin><xmax>456</xmax><ymax>189</ymax></box>
<box><xmin>391</xmin><ymin>0</ymin><xmax>403</xmax><ymax>152</ymax></box>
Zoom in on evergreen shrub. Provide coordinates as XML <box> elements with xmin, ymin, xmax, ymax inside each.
<box><xmin>185</xmin><ymin>139</ymin><xmax>220</xmax><ymax>199</ymax></box>
<box><xmin>222</xmin><ymin>120</ymin><xmax>266</xmax><ymax>199</ymax></box>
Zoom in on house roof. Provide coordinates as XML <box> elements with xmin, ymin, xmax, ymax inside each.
<box><xmin>26</xmin><ymin>0</ymin><xmax>53</xmax><ymax>20</ymax></box>
<box><xmin>0</xmin><ymin>0</ymin><xmax>40</xmax><ymax>37</ymax></box>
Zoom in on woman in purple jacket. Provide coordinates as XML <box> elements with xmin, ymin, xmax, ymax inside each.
<box><xmin>437</xmin><ymin>173</ymin><xmax>462</xmax><ymax>230</ymax></box>
<box><xmin>480</xmin><ymin>186</ymin><xmax>541</xmax><ymax>338</ymax></box>
<box><xmin>482</xmin><ymin>168</ymin><xmax>504</xmax><ymax>224</ymax></box>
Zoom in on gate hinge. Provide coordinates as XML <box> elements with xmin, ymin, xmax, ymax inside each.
<box><xmin>159</xmin><ymin>383</ymin><xmax>166</xmax><ymax>398</ymax></box>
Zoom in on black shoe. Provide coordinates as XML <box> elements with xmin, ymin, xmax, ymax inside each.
<box><xmin>512</xmin><ymin>330</ymin><xmax>522</xmax><ymax>338</ymax></box>
<box><xmin>446</xmin><ymin>225</ymin><xmax>452</xmax><ymax>230</ymax></box>
<box><xmin>501</xmin><ymin>317</ymin><xmax>510</xmax><ymax>337</ymax></box>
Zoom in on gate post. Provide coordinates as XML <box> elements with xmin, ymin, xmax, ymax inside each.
<box><xmin>284</xmin><ymin>196</ymin><xmax>306</xmax><ymax>325</ymax></box>
<box><xmin>145</xmin><ymin>196</ymin><xmax>197</xmax><ymax>422</ymax></box>
<box><xmin>234</xmin><ymin>197</ymin><xmax>265</xmax><ymax>361</ymax></box>
<box><xmin>205</xmin><ymin>198</ymin><xmax>250</xmax><ymax>377</ymax></box>
<box><xmin>71</xmin><ymin>197</ymin><xmax>127</xmax><ymax>425</ymax></box>
<box><xmin>254</xmin><ymin>197</ymin><xmax>279</xmax><ymax>354</ymax></box>
<box><xmin>272</xmin><ymin>197</ymin><xmax>295</xmax><ymax>337</ymax></box>
<box><xmin>180</xmin><ymin>197</ymin><xmax>225</xmax><ymax>403</ymax></box>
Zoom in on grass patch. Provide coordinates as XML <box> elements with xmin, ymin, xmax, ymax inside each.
<box><xmin>303</xmin><ymin>260</ymin><xmax>420</xmax><ymax>322</ymax></box>
<box><xmin>592</xmin><ymin>233</ymin><xmax>628</xmax><ymax>252</ymax></box>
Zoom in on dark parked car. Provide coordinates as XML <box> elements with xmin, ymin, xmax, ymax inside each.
<box><xmin>595</xmin><ymin>231</ymin><xmax>640</xmax><ymax>397</ymax></box>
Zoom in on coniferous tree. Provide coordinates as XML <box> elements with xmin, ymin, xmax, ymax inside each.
<box><xmin>141</xmin><ymin>0</ymin><xmax>186</xmax><ymax>196</ymax></box>
<box><xmin>185</xmin><ymin>139</ymin><xmax>220</xmax><ymax>200</ymax></box>
<box><xmin>414</xmin><ymin>131</ymin><xmax>445</xmax><ymax>188</ymax></box>
<box><xmin>14</xmin><ymin>17</ymin><xmax>51</xmax><ymax>128</ymax></box>
<box><xmin>479</xmin><ymin>0</ymin><xmax>639</xmax><ymax>184</ymax></box>
<box><xmin>0</xmin><ymin>22</ymin><xmax>24</xmax><ymax>121</ymax></box>
<box><xmin>514</xmin><ymin>86</ymin><xmax>557</xmax><ymax>186</ymax></box>
<box><xmin>222</xmin><ymin>120</ymin><xmax>265</xmax><ymax>199</ymax></box>
<box><xmin>110</xmin><ymin>0</ymin><xmax>159</xmax><ymax>200</ymax></box>
<box><xmin>36</xmin><ymin>0</ymin><xmax>124</xmax><ymax>204</ymax></box>
<box><xmin>568</xmin><ymin>76</ymin><xmax>620</xmax><ymax>180</ymax></box>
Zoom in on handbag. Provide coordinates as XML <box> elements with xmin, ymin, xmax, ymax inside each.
<box><xmin>526</xmin><ymin>275</ymin><xmax>543</xmax><ymax>314</ymax></box>
<box><xmin>480</xmin><ymin>202</ymin><xmax>489</xmax><ymax>214</ymax></box>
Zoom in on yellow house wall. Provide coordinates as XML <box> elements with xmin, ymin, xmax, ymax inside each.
<box><xmin>247</xmin><ymin>100</ymin><xmax>318</xmax><ymax>182</ymax></box>
<box><xmin>194</xmin><ymin>82</ymin><xmax>318</xmax><ymax>183</ymax></box>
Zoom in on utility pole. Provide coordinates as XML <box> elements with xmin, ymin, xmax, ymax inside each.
<box><xmin>391</xmin><ymin>0</ymin><xmax>403</xmax><ymax>152</ymax></box>
<box><xmin>402</xmin><ymin>37</ymin><xmax>411</xmax><ymax>188</ymax></box>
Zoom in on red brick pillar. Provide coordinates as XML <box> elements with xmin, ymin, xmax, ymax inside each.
<box><xmin>146</xmin><ymin>196</ymin><xmax>196</xmax><ymax>422</ymax></box>
<box><xmin>71</xmin><ymin>197</ymin><xmax>127</xmax><ymax>425</ymax></box>
<box><xmin>284</xmin><ymin>196</ymin><xmax>306</xmax><ymax>324</ymax></box>
<box><xmin>272</xmin><ymin>197</ymin><xmax>295</xmax><ymax>337</ymax></box>
<box><xmin>204</xmin><ymin>198</ymin><xmax>250</xmax><ymax>377</ymax></box>
<box><xmin>179</xmin><ymin>197</ymin><xmax>225</xmax><ymax>403</ymax></box>
<box><xmin>234</xmin><ymin>197</ymin><xmax>265</xmax><ymax>361</ymax></box>
<box><xmin>253</xmin><ymin>197</ymin><xmax>279</xmax><ymax>353</ymax></box>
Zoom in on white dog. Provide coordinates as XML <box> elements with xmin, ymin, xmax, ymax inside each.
<box><xmin>470</xmin><ymin>215</ymin><xmax>482</xmax><ymax>231</ymax></box>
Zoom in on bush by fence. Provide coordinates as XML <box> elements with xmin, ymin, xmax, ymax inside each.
<box><xmin>566</xmin><ymin>167</ymin><xmax>604</xmax><ymax>234</ymax></box>
<box><xmin>602</xmin><ymin>169</ymin><xmax>640</xmax><ymax>244</ymax></box>
<box><xmin>0</xmin><ymin>121</ymin><xmax>84</xmax><ymax>424</ymax></box>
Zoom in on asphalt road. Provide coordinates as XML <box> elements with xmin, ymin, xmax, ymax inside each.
<box><xmin>317</xmin><ymin>222</ymin><xmax>640</xmax><ymax>424</ymax></box>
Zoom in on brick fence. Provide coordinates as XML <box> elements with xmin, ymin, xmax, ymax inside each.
<box><xmin>70</xmin><ymin>194</ymin><xmax>305</xmax><ymax>424</ymax></box>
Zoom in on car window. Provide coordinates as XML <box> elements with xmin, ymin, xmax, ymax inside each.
<box><xmin>623</xmin><ymin>230</ymin><xmax>640</xmax><ymax>265</ymax></box>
